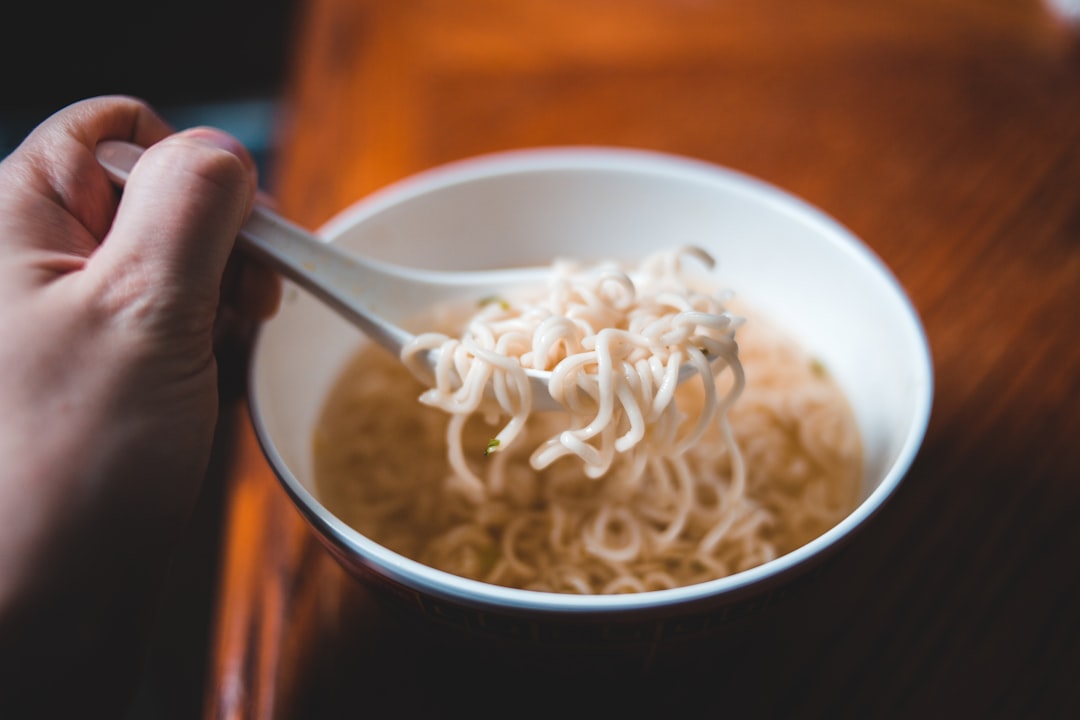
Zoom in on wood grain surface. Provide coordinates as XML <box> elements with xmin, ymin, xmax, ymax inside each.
<box><xmin>204</xmin><ymin>1</ymin><xmax>1080</xmax><ymax>717</ymax></box>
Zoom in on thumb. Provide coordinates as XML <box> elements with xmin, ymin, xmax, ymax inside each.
<box><xmin>92</xmin><ymin>128</ymin><xmax>258</xmax><ymax>311</ymax></box>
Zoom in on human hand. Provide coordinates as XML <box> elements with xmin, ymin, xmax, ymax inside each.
<box><xmin>0</xmin><ymin>96</ymin><xmax>280</xmax><ymax>710</ymax></box>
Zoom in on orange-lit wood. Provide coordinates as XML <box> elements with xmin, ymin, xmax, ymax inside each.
<box><xmin>206</xmin><ymin>0</ymin><xmax>1080</xmax><ymax>716</ymax></box>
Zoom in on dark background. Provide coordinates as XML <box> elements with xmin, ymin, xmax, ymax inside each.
<box><xmin>0</xmin><ymin>0</ymin><xmax>299</xmax><ymax>178</ymax></box>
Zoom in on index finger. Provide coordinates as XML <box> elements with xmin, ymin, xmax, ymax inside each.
<box><xmin>0</xmin><ymin>96</ymin><xmax>175</xmax><ymax>246</ymax></box>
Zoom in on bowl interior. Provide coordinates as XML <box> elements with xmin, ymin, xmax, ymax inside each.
<box><xmin>250</xmin><ymin>147</ymin><xmax>932</xmax><ymax>613</ymax></box>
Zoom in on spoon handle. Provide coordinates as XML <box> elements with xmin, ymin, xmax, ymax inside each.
<box><xmin>94</xmin><ymin>140</ymin><xmax>411</xmax><ymax>353</ymax></box>
<box><xmin>238</xmin><ymin>202</ymin><xmax>412</xmax><ymax>351</ymax></box>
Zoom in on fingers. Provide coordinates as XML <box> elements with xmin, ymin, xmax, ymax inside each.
<box><xmin>0</xmin><ymin>96</ymin><xmax>175</xmax><ymax>245</ymax></box>
<box><xmin>90</xmin><ymin>128</ymin><xmax>259</xmax><ymax>315</ymax></box>
<box><xmin>0</xmin><ymin>95</ymin><xmax>274</xmax><ymax>354</ymax></box>
<box><xmin>214</xmin><ymin>254</ymin><xmax>283</xmax><ymax>402</ymax></box>
<box><xmin>55</xmin><ymin>94</ymin><xmax>175</xmax><ymax>148</ymax></box>
<box><xmin>236</xmin><ymin>255</ymin><xmax>284</xmax><ymax>321</ymax></box>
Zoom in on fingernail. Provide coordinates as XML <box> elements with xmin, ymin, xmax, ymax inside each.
<box><xmin>184</xmin><ymin>127</ymin><xmax>249</xmax><ymax>159</ymax></box>
<box><xmin>182</xmin><ymin>127</ymin><xmax>259</xmax><ymax>188</ymax></box>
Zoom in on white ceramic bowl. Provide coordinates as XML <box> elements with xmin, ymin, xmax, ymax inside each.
<box><xmin>249</xmin><ymin>147</ymin><xmax>933</xmax><ymax>646</ymax></box>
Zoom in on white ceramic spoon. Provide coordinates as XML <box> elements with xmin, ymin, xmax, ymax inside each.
<box><xmin>96</xmin><ymin>139</ymin><xmax>576</xmax><ymax>408</ymax></box>
<box><xmin>95</xmin><ymin>140</ymin><xmax>713</xmax><ymax>412</ymax></box>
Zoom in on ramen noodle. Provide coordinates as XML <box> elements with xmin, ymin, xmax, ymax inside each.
<box><xmin>314</xmin><ymin>247</ymin><xmax>861</xmax><ymax>593</ymax></box>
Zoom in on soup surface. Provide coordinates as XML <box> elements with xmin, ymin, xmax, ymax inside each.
<box><xmin>313</xmin><ymin>301</ymin><xmax>861</xmax><ymax>594</ymax></box>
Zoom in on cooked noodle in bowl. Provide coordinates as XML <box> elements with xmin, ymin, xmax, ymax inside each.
<box><xmin>250</xmin><ymin>147</ymin><xmax>932</xmax><ymax>645</ymax></box>
<box><xmin>314</xmin><ymin>246</ymin><xmax>862</xmax><ymax>595</ymax></box>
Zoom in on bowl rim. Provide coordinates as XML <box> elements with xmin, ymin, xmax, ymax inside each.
<box><xmin>249</xmin><ymin>145</ymin><xmax>934</xmax><ymax>616</ymax></box>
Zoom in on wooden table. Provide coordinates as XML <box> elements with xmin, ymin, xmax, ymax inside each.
<box><xmin>203</xmin><ymin>1</ymin><xmax>1080</xmax><ymax>716</ymax></box>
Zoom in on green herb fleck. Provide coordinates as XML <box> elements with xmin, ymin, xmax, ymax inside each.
<box><xmin>477</xmin><ymin>544</ymin><xmax>501</xmax><ymax>575</ymax></box>
<box><xmin>479</xmin><ymin>295</ymin><xmax>511</xmax><ymax>310</ymax></box>
<box><xmin>484</xmin><ymin>438</ymin><xmax>501</xmax><ymax>457</ymax></box>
